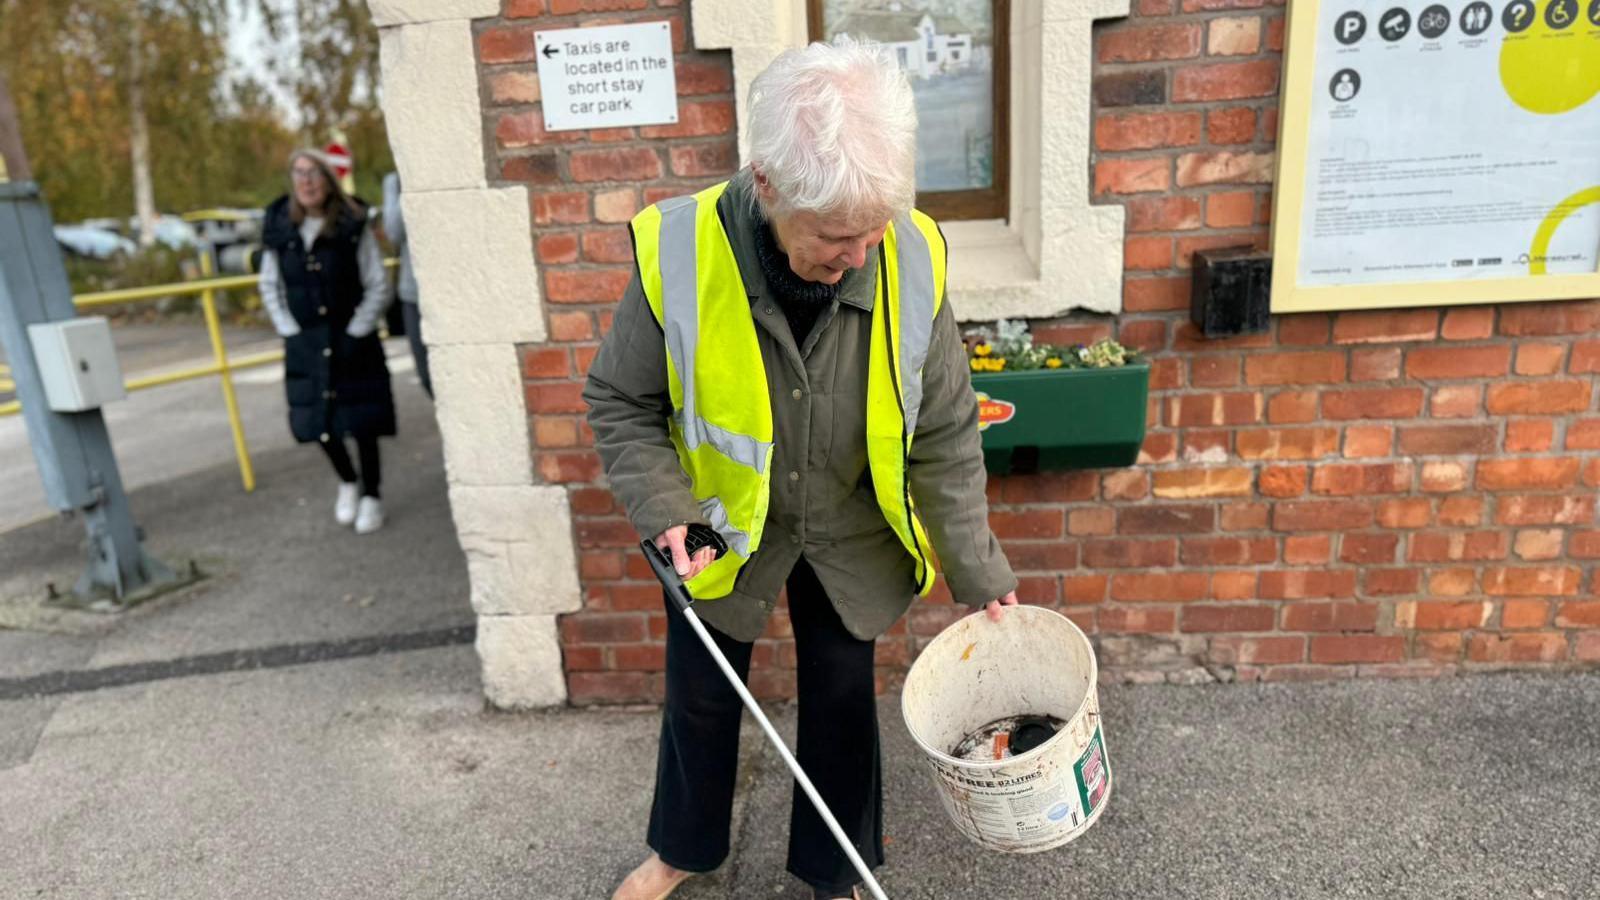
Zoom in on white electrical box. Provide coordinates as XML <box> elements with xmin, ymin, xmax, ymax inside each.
<box><xmin>27</xmin><ymin>317</ymin><xmax>127</xmax><ymax>412</ymax></box>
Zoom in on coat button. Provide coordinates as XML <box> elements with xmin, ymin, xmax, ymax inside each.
<box><xmin>791</xmin><ymin>388</ymin><xmax>802</xmax><ymax>400</ymax></box>
<box><xmin>323</xmin><ymin>390</ymin><xmax>333</xmax><ymax>399</ymax></box>
<box><xmin>790</xmin><ymin>533</ymin><xmax>801</xmax><ymax>545</ymax></box>
<box><xmin>764</xmin><ymin>306</ymin><xmax>774</xmax><ymax>315</ymax></box>
<box><xmin>318</xmin><ymin>306</ymin><xmax>328</xmax><ymax>315</ymax></box>
<box><xmin>319</xmin><ymin>433</ymin><xmax>330</xmax><ymax>442</ymax></box>
<box><xmin>788</xmin><ymin>471</ymin><xmax>799</xmax><ymax>482</ymax></box>
<box><xmin>323</xmin><ymin>348</ymin><xmax>332</xmax><ymax>357</ymax></box>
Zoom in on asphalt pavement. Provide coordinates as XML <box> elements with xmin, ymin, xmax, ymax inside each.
<box><xmin>3</xmin><ymin>646</ymin><xmax>1595</xmax><ymax>898</ymax></box>
<box><xmin>2</xmin><ymin>330</ymin><xmax>1597</xmax><ymax>898</ymax></box>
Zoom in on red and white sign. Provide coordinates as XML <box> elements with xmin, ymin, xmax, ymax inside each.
<box><xmin>323</xmin><ymin>142</ymin><xmax>352</xmax><ymax>179</ymax></box>
<box><xmin>975</xmin><ymin>392</ymin><xmax>1016</xmax><ymax>432</ymax></box>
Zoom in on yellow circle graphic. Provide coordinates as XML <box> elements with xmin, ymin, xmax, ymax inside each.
<box><xmin>1498</xmin><ymin>10</ymin><xmax>1600</xmax><ymax>114</ymax></box>
<box><xmin>1527</xmin><ymin>185</ymin><xmax>1600</xmax><ymax>274</ymax></box>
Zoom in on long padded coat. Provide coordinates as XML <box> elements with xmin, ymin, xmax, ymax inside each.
<box><xmin>261</xmin><ymin>196</ymin><xmax>396</xmax><ymax>444</ymax></box>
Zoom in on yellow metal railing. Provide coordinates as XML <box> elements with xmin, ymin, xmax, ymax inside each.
<box><xmin>0</xmin><ymin>265</ymin><xmax>282</xmax><ymax>492</ymax></box>
<box><xmin>1</xmin><ymin>258</ymin><xmax>401</xmax><ymax>492</ymax></box>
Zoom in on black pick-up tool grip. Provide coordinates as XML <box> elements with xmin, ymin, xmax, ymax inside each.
<box><xmin>640</xmin><ymin>524</ymin><xmax>726</xmax><ymax>615</ymax></box>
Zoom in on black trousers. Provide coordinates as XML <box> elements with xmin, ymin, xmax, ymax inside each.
<box><xmin>319</xmin><ymin>433</ymin><xmax>381</xmax><ymax>498</ymax></box>
<box><xmin>647</xmin><ymin>557</ymin><xmax>883</xmax><ymax>893</ymax></box>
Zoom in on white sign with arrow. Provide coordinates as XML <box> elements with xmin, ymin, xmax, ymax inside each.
<box><xmin>534</xmin><ymin>22</ymin><xmax>678</xmax><ymax>133</ymax></box>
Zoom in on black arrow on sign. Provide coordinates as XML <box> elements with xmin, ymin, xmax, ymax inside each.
<box><xmin>541</xmin><ymin>43</ymin><xmax>560</xmax><ymax>59</ymax></box>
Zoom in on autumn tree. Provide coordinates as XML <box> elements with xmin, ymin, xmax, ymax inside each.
<box><xmin>0</xmin><ymin>0</ymin><xmax>309</xmax><ymax>225</ymax></box>
<box><xmin>255</xmin><ymin>0</ymin><xmax>393</xmax><ymax>202</ymax></box>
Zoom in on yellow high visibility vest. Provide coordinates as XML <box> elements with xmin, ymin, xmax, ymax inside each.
<box><xmin>630</xmin><ymin>180</ymin><xmax>947</xmax><ymax>600</ymax></box>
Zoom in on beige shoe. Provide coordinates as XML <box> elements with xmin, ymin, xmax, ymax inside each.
<box><xmin>611</xmin><ymin>853</ymin><xmax>692</xmax><ymax>900</ymax></box>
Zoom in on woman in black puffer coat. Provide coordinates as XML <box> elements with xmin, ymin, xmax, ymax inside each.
<box><xmin>259</xmin><ymin>149</ymin><xmax>396</xmax><ymax>534</ymax></box>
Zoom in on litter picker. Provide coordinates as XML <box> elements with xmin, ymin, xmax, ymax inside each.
<box><xmin>641</xmin><ymin>534</ymin><xmax>891</xmax><ymax>900</ymax></box>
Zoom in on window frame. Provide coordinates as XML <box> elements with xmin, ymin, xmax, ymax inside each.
<box><xmin>807</xmin><ymin>0</ymin><xmax>1011</xmax><ymax>222</ymax></box>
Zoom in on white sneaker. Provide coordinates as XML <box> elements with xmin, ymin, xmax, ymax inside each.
<box><xmin>335</xmin><ymin>483</ymin><xmax>360</xmax><ymax>526</ymax></box>
<box><xmin>354</xmin><ymin>496</ymin><xmax>385</xmax><ymax>534</ymax></box>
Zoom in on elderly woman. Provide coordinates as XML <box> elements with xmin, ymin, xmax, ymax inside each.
<box><xmin>585</xmin><ymin>40</ymin><xmax>1017</xmax><ymax>900</ymax></box>
<box><xmin>260</xmin><ymin>149</ymin><xmax>395</xmax><ymax>534</ymax></box>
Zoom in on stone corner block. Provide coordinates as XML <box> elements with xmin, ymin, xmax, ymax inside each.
<box><xmin>406</xmin><ymin>187</ymin><xmax>545</xmax><ymax>346</ymax></box>
<box><xmin>430</xmin><ymin>343</ymin><xmax>536</xmax><ymax>487</ymax></box>
<box><xmin>476</xmin><ymin>614</ymin><xmax>568</xmax><ymax>709</ymax></box>
<box><xmin>378</xmin><ymin>20</ymin><xmax>488</xmax><ymax>193</ymax></box>
<box><xmin>369</xmin><ymin>0</ymin><xmax>500</xmax><ymax>28</ymax></box>
<box><xmin>692</xmin><ymin>0</ymin><xmax>804</xmax><ymax>49</ymax></box>
<box><xmin>1040</xmin><ymin>0</ymin><xmax>1131</xmax><ymax>22</ymax></box>
<box><xmin>450</xmin><ymin>484</ymin><xmax>582</xmax><ymax>616</ymax></box>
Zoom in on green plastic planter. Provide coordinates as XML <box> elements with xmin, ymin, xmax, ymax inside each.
<box><xmin>970</xmin><ymin>363</ymin><xmax>1151</xmax><ymax>475</ymax></box>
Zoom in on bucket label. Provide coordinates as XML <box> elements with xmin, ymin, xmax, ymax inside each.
<box><xmin>975</xmin><ymin>392</ymin><xmax>1016</xmax><ymax>432</ymax></box>
<box><xmin>1074</xmin><ymin>725</ymin><xmax>1110</xmax><ymax>817</ymax></box>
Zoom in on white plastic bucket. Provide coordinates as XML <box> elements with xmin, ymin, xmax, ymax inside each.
<box><xmin>900</xmin><ymin>606</ymin><xmax>1111</xmax><ymax>853</ymax></box>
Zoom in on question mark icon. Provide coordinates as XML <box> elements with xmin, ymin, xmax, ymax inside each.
<box><xmin>1502</xmin><ymin>0</ymin><xmax>1534</xmax><ymax>31</ymax></box>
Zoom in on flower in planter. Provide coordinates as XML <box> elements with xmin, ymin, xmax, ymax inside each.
<box><xmin>964</xmin><ymin>319</ymin><xmax>1138</xmax><ymax>372</ymax></box>
<box><xmin>1078</xmin><ymin>340</ymin><xmax>1130</xmax><ymax>368</ymax></box>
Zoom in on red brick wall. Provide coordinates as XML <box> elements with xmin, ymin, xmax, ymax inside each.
<box><xmin>478</xmin><ymin>0</ymin><xmax>1600</xmax><ymax>705</ymax></box>
<box><xmin>477</xmin><ymin>0</ymin><xmax>741</xmax><ymax>703</ymax></box>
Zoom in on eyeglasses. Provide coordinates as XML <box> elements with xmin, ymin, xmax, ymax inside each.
<box><xmin>291</xmin><ymin>168</ymin><xmax>324</xmax><ymax>183</ymax></box>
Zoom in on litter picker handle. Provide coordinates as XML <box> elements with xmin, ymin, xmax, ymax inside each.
<box><xmin>637</xmin><ymin>539</ymin><xmax>891</xmax><ymax>900</ymax></box>
<box><xmin>642</xmin><ymin>525</ymin><xmax>728</xmax><ymax>614</ymax></box>
<box><xmin>642</xmin><ymin>539</ymin><xmax>695</xmax><ymax>615</ymax></box>
<box><xmin>681</xmin><ymin>523</ymin><xmax>727</xmax><ymax>558</ymax></box>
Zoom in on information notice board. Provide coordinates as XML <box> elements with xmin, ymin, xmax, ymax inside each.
<box><xmin>1271</xmin><ymin>0</ymin><xmax>1600</xmax><ymax>312</ymax></box>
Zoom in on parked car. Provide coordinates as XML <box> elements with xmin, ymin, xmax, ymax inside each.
<box><xmin>72</xmin><ymin>214</ymin><xmax>201</xmax><ymax>252</ymax></box>
<box><xmin>138</xmin><ymin>215</ymin><xmax>200</xmax><ymax>252</ymax></box>
<box><xmin>181</xmin><ymin>208</ymin><xmax>262</xmax><ymax>249</ymax></box>
<box><xmin>53</xmin><ymin>224</ymin><xmax>137</xmax><ymax>260</ymax></box>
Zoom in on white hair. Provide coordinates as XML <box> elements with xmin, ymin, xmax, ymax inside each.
<box><xmin>746</xmin><ymin>37</ymin><xmax>918</xmax><ymax>222</ymax></box>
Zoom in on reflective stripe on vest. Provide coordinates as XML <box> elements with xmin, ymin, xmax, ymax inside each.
<box><xmin>657</xmin><ymin>196</ymin><xmax>774</xmax><ymax>481</ymax></box>
<box><xmin>632</xmin><ymin>180</ymin><xmax>944</xmax><ymax>599</ymax></box>
<box><xmin>866</xmin><ymin>206</ymin><xmax>946</xmax><ymax>595</ymax></box>
<box><xmin>894</xmin><ymin>214</ymin><xmax>938</xmax><ymax>436</ymax></box>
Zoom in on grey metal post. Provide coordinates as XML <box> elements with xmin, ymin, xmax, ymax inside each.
<box><xmin>0</xmin><ymin>73</ymin><xmax>176</xmax><ymax>606</ymax></box>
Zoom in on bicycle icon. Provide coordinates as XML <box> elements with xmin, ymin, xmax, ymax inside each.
<box><xmin>1418</xmin><ymin>3</ymin><xmax>1451</xmax><ymax>36</ymax></box>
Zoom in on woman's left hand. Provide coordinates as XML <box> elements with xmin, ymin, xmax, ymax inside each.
<box><xmin>984</xmin><ymin>590</ymin><xmax>1019</xmax><ymax>623</ymax></box>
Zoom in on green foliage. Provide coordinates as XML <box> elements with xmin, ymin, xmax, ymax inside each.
<box><xmin>256</xmin><ymin>0</ymin><xmax>392</xmax><ymax>202</ymax></box>
<box><xmin>0</xmin><ymin>0</ymin><xmax>388</xmax><ymax>222</ymax></box>
<box><xmin>66</xmin><ymin>247</ymin><xmax>184</xmax><ymax>296</ymax></box>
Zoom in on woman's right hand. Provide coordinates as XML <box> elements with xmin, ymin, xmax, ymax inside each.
<box><xmin>654</xmin><ymin>525</ymin><xmax>717</xmax><ymax>581</ymax></box>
